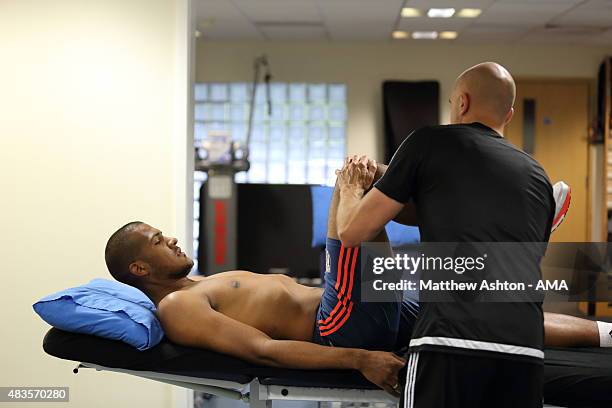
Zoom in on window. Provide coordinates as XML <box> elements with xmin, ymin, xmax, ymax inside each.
<box><xmin>192</xmin><ymin>82</ymin><xmax>347</xmax><ymax>273</ymax></box>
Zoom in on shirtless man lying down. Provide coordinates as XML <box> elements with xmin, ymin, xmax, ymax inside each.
<box><xmin>104</xmin><ymin>171</ymin><xmax>606</xmax><ymax>396</ymax></box>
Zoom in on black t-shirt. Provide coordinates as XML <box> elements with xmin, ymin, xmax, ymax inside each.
<box><xmin>375</xmin><ymin>122</ymin><xmax>555</xmax><ymax>362</ymax></box>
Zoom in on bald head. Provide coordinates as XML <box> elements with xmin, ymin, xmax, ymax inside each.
<box><xmin>450</xmin><ymin>62</ymin><xmax>516</xmax><ymax>132</ymax></box>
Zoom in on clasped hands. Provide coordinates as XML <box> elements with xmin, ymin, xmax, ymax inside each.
<box><xmin>336</xmin><ymin>155</ymin><xmax>378</xmax><ymax>192</ymax></box>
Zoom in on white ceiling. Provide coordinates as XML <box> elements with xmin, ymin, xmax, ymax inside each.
<box><xmin>194</xmin><ymin>0</ymin><xmax>612</xmax><ymax>45</ymax></box>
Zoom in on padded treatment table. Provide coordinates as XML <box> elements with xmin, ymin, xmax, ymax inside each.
<box><xmin>43</xmin><ymin>328</ymin><xmax>391</xmax><ymax>407</ymax></box>
<box><xmin>43</xmin><ymin>328</ymin><xmax>612</xmax><ymax>408</ymax></box>
<box><xmin>544</xmin><ymin>347</ymin><xmax>612</xmax><ymax>407</ymax></box>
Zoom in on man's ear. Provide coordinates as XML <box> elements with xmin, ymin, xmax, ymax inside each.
<box><xmin>128</xmin><ymin>261</ymin><xmax>150</xmax><ymax>278</ymax></box>
<box><xmin>460</xmin><ymin>93</ymin><xmax>470</xmax><ymax>117</ymax></box>
<box><xmin>504</xmin><ymin>107</ymin><xmax>515</xmax><ymax>126</ymax></box>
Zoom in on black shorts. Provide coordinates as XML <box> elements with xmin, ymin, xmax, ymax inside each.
<box><xmin>312</xmin><ymin>238</ymin><xmax>419</xmax><ymax>351</ymax></box>
<box><xmin>402</xmin><ymin>351</ymin><xmax>543</xmax><ymax>408</ymax></box>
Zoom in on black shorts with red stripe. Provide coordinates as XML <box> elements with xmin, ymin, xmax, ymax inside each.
<box><xmin>312</xmin><ymin>238</ymin><xmax>419</xmax><ymax>352</ymax></box>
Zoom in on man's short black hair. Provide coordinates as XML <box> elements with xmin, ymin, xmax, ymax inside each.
<box><xmin>105</xmin><ymin>221</ymin><xmax>146</xmax><ymax>286</ymax></box>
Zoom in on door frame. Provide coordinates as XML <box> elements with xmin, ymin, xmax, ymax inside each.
<box><xmin>173</xmin><ymin>0</ymin><xmax>196</xmax><ymax>407</ymax></box>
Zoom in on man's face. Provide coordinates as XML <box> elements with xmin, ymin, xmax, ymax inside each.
<box><xmin>133</xmin><ymin>224</ymin><xmax>194</xmax><ymax>280</ymax></box>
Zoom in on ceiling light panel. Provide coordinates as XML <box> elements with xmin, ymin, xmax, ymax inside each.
<box><xmin>406</xmin><ymin>0</ymin><xmax>494</xmax><ymax>8</ymax></box>
<box><xmin>427</xmin><ymin>8</ymin><xmax>455</xmax><ymax>18</ymax></box>
<box><xmin>412</xmin><ymin>31</ymin><xmax>438</xmax><ymax>39</ymax></box>
<box><xmin>439</xmin><ymin>31</ymin><xmax>458</xmax><ymax>39</ymax></box>
<box><xmin>392</xmin><ymin>30</ymin><xmax>410</xmax><ymax>39</ymax></box>
<box><xmin>457</xmin><ymin>8</ymin><xmax>482</xmax><ymax>18</ymax></box>
<box><xmin>396</xmin><ymin>17</ymin><xmax>472</xmax><ymax>31</ymax></box>
<box><xmin>401</xmin><ymin>7</ymin><xmax>421</xmax><ymax>17</ymax></box>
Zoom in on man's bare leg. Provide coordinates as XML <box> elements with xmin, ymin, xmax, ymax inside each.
<box><xmin>544</xmin><ymin>312</ymin><xmax>600</xmax><ymax>347</ymax></box>
<box><xmin>326</xmin><ymin>179</ymin><xmax>342</xmax><ymax>241</ymax></box>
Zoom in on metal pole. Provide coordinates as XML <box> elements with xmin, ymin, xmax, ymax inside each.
<box><xmin>246</xmin><ymin>57</ymin><xmax>263</xmax><ymax>148</ymax></box>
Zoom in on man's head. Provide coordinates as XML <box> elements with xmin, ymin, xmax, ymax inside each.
<box><xmin>449</xmin><ymin>62</ymin><xmax>516</xmax><ymax>131</ymax></box>
<box><xmin>105</xmin><ymin>222</ymin><xmax>194</xmax><ymax>289</ymax></box>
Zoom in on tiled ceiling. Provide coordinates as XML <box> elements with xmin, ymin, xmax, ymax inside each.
<box><xmin>194</xmin><ymin>0</ymin><xmax>612</xmax><ymax>45</ymax></box>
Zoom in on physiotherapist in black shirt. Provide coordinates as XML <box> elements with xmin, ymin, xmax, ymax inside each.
<box><xmin>335</xmin><ymin>62</ymin><xmax>555</xmax><ymax>408</ymax></box>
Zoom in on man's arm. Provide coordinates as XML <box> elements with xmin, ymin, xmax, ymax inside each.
<box><xmin>335</xmin><ymin>157</ymin><xmax>404</xmax><ymax>247</ymax></box>
<box><xmin>337</xmin><ymin>186</ymin><xmax>404</xmax><ymax>247</ymax></box>
<box><xmin>158</xmin><ymin>291</ymin><xmax>405</xmax><ymax>396</ymax></box>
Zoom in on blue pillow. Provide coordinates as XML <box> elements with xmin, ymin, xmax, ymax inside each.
<box><xmin>310</xmin><ymin>185</ymin><xmax>421</xmax><ymax>247</ymax></box>
<box><xmin>33</xmin><ymin>278</ymin><xmax>163</xmax><ymax>350</ymax></box>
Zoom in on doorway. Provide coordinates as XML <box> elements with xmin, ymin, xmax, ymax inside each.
<box><xmin>505</xmin><ymin>79</ymin><xmax>590</xmax><ymax>242</ymax></box>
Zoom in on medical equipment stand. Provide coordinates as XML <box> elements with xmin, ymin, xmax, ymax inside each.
<box><xmin>196</xmin><ymin>137</ymin><xmax>249</xmax><ymax>275</ymax></box>
<box><xmin>195</xmin><ymin>55</ymin><xmax>271</xmax><ymax>275</ymax></box>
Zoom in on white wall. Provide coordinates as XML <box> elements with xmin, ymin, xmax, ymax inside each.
<box><xmin>0</xmin><ymin>0</ymin><xmax>192</xmax><ymax>407</ymax></box>
<box><xmin>196</xmin><ymin>41</ymin><xmax>609</xmax><ymax>160</ymax></box>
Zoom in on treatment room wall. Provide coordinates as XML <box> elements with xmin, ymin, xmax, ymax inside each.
<box><xmin>0</xmin><ymin>1</ymin><xmax>191</xmax><ymax>407</ymax></box>
<box><xmin>195</xmin><ymin>41</ymin><xmax>609</xmax><ymax>161</ymax></box>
